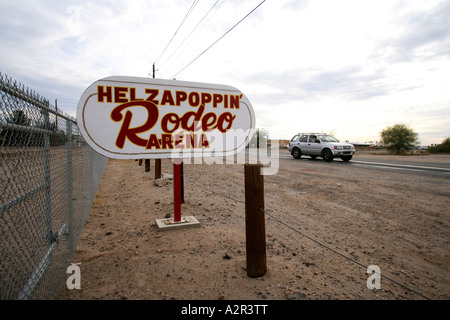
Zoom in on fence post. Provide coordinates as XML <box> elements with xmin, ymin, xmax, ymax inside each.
<box><xmin>145</xmin><ymin>159</ymin><xmax>150</xmax><ymax>172</ymax></box>
<box><xmin>244</xmin><ymin>163</ymin><xmax>266</xmax><ymax>278</ymax></box>
<box><xmin>43</xmin><ymin>106</ymin><xmax>54</xmax><ymax>245</ymax></box>
<box><xmin>155</xmin><ymin>159</ymin><xmax>161</xmax><ymax>179</ymax></box>
<box><xmin>66</xmin><ymin>120</ymin><xmax>74</xmax><ymax>258</ymax></box>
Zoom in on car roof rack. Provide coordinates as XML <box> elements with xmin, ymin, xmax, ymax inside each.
<box><xmin>297</xmin><ymin>133</ymin><xmax>327</xmax><ymax>135</ymax></box>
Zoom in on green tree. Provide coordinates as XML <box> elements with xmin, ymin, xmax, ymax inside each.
<box><xmin>428</xmin><ymin>137</ymin><xmax>450</xmax><ymax>153</ymax></box>
<box><xmin>380</xmin><ymin>124</ymin><xmax>419</xmax><ymax>154</ymax></box>
<box><xmin>249</xmin><ymin>128</ymin><xmax>269</xmax><ymax>148</ymax></box>
<box><xmin>8</xmin><ymin>110</ymin><xmax>31</xmax><ymax>126</ymax></box>
<box><xmin>0</xmin><ymin>110</ymin><xmax>32</xmax><ymax>145</ymax></box>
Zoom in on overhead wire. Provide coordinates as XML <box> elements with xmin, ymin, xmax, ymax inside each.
<box><xmin>158</xmin><ymin>0</ymin><xmax>225</xmax><ymax>72</ymax></box>
<box><xmin>149</xmin><ymin>0</ymin><xmax>200</xmax><ymax>77</ymax></box>
<box><xmin>170</xmin><ymin>0</ymin><xmax>267</xmax><ymax>79</ymax></box>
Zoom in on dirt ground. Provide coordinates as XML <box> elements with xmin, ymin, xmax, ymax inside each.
<box><xmin>58</xmin><ymin>150</ymin><xmax>450</xmax><ymax>300</ymax></box>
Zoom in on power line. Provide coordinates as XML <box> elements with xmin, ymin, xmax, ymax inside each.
<box><xmin>156</xmin><ymin>0</ymin><xmax>199</xmax><ymax>64</ymax></box>
<box><xmin>158</xmin><ymin>0</ymin><xmax>225</xmax><ymax>72</ymax></box>
<box><xmin>171</xmin><ymin>0</ymin><xmax>267</xmax><ymax>79</ymax></box>
<box><xmin>149</xmin><ymin>0</ymin><xmax>200</xmax><ymax>77</ymax></box>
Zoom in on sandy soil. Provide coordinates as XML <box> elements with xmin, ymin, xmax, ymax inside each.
<box><xmin>58</xmin><ymin>150</ymin><xmax>450</xmax><ymax>300</ymax></box>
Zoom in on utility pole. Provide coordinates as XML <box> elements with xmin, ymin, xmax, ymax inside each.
<box><xmin>153</xmin><ymin>63</ymin><xmax>162</xmax><ymax>180</ymax></box>
<box><xmin>144</xmin><ymin>63</ymin><xmax>158</xmax><ymax>173</ymax></box>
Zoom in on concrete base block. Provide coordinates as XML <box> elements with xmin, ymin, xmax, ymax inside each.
<box><xmin>155</xmin><ymin>215</ymin><xmax>201</xmax><ymax>231</ymax></box>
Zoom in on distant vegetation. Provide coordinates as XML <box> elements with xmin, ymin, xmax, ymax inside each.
<box><xmin>380</xmin><ymin>124</ymin><xmax>419</xmax><ymax>155</ymax></box>
<box><xmin>0</xmin><ymin>110</ymin><xmax>66</xmax><ymax>146</ymax></box>
<box><xmin>428</xmin><ymin>138</ymin><xmax>450</xmax><ymax>153</ymax></box>
<box><xmin>248</xmin><ymin>128</ymin><xmax>269</xmax><ymax>148</ymax></box>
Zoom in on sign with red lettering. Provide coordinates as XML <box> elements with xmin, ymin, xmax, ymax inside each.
<box><xmin>77</xmin><ymin>76</ymin><xmax>255</xmax><ymax>159</ymax></box>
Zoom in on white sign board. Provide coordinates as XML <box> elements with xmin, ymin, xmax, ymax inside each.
<box><xmin>77</xmin><ymin>76</ymin><xmax>255</xmax><ymax>159</ymax></box>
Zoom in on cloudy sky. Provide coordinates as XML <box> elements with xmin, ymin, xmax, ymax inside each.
<box><xmin>1</xmin><ymin>0</ymin><xmax>449</xmax><ymax>145</ymax></box>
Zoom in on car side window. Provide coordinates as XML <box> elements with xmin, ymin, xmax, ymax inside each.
<box><xmin>299</xmin><ymin>135</ymin><xmax>308</xmax><ymax>142</ymax></box>
<box><xmin>290</xmin><ymin>135</ymin><xmax>299</xmax><ymax>142</ymax></box>
<box><xmin>309</xmin><ymin>135</ymin><xmax>318</xmax><ymax>142</ymax></box>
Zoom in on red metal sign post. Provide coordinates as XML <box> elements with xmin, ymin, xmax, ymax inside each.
<box><xmin>173</xmin><ymin>159</ymin><xmax>182</xmax><ymax>222</ymax></box>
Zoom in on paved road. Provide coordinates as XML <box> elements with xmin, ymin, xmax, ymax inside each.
<box><xmin>246</xmin><ymin>149</ymin><xmax>450</xmax><ymax>178</ymax></box>
<box><xmin>349</xmin><ymin>158</ymin><xmax>450</xmax><ymax>177</ymax></box>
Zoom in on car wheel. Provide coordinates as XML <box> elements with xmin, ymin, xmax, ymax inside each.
<box><xmin>292</xmin><ymin>148</ymin><xmax>301</xmax><ymax>159</ymax></box>
<box><xmin>322</xmin><ymin>149</ymin><xmax>334</xmax><ymax>162</ymax></box>
<box><xmin>342</xmin><ymin>156</ymin><xmax>352</xmax><ymax>162</ymax></box>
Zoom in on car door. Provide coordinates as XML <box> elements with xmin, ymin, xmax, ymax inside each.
<box><xmin>306</xmin><ymin>135</ymin><xmax>322</xmax><ymax>155</ymax></box>
<box><xmin>297</xmin><ymin>134</ymin><xmax>309</xmax><ymax>154</ymax></box>
<box><xmin>289</xmin><ymin>134</ymin><xmax>300</xmax><ymax>151</ymax></box>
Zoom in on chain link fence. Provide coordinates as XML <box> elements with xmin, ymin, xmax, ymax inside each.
<box><xmin>0</xmin><ymin>73</ymin><xmax>108</xmax><ymax>299</ymax></box>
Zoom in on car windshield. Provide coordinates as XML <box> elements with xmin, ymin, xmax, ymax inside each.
<box><xmin>318</xmin><ymin>135</ymin><xmax>339</xmax><ymax>142</ymax></box>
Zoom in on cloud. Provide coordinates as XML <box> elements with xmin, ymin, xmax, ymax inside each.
<box><xmin>372</xmin><ymin>0</ymin><xmax>450</xmax><ymax>63</ymax></box>
<box><xmin>0</xmin><ymin>0</ymin><xmax>449</xmax><ymax>144</ymax></box>
<box><xmin>282</xmin><ymin>0</ymin><xmax>311</xmax><ymax>11</ymax></box>
<box><xmin>243</xmin><ymin>65</ymin><xmax>395</xmax><ymax>107</ymax></box>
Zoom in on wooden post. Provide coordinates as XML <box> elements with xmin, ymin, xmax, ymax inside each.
<box><xmin>244</xmin><ymin>164</ymin><xmax>266</xmax><ymax>278</ymax></box>
<box><xmin>145</xmin><ymin>159</ymin><xmax>150</xmax><ymax>172</ymax></box>
<box><xmin>155</xmin><ymin>159</ymin><xmax>161</xmax><ymax>179</ymax></box>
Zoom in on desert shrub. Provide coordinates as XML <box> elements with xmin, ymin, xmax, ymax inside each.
<box><xmin>428</xmin><ymin>138</ymin><xmax>450</xmax><ymax>153</ymax></box>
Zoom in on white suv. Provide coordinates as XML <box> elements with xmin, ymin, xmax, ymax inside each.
<box><xmin>288</xmin><ymin>133</ymin><xmax>355</xmax><ymax>162</ymax></box>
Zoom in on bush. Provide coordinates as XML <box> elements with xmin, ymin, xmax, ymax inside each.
<box><xmin>380</xmin><ymin>124</ymin><xmax>419</xmax><ymax>154</ymax></box>
<box><xmin>428</xmin><ymin>138</ymin><xmax>450</xmax><ymax>153</ymax></box>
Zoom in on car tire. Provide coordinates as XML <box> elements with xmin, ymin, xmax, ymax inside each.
<box><xmin>292</xmin><ymin>148</ymin><xmax>301</xmax><ymax>159</ymax></box>
<box><xmin>341</xmin><ymin>156</ymin><xmax>352</xmax><ymax>162</ymax></box>
<box><xmin>322</xmin><ymin>149</ymin><xmax>334</xmax><ymax>162</ymax></box>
